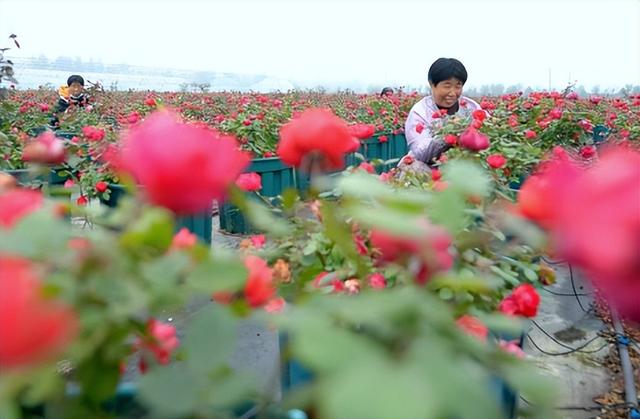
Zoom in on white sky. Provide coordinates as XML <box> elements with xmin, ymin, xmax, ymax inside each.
<box><xmin>1</xmin><ymin>0</ymin><xmax>639</xmax><ymax>89</ymax></box>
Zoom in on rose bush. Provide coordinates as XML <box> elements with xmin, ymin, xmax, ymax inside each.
<box><xmin>1</xmin><ymin>88</ymin><xmax>638</xmax><ymax>418</ymax></box>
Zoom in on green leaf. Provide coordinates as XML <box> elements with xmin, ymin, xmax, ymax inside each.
<box><xmin>523</xmin><ymin>267</ymin><xmax>538</xmax><ymax>282</ymax></box>
<box><xmin>428</xmin><ymin>188</ymin><xmax>467</xmax><ymax>233</ymax></box>
<box><xmin>490</xmin><ymin>266</ymin><xmax>520</xmax><ymax>286</ymax></box>
<box><xmin>230</xmin><ymin>189</ymin><xmax>292</xmax><ymax>237</ymax></box>
<box><xmin>338</xmin><ymin>172</ymin><xmax>430</xmax><ymax>210</ymax></box>
<box><xmin>476</xmin><ymin>313</ymin><xmax>526</xmax><ymax>339</ymax></box>
<box><xmin>0</xmin><ymin>402</ymin><xmax>20</xmax><ymax>419</ymax></box>
<box><xmin>284</xmin><ymin>313</ymin><xmax>384</xmax><ymax>373</ymax></box>
<box><xmin>75</xmin><ymin>355</ymin><xmax>122</xmax><ymax>403</ymax></box>
<box><xmin>281</xmin><ymin>187</ymin><xmax>299</xmax><ymax>211</ymax></box>
<box><xmin>319</xmin><ymin>201</ymin><xmax>367</xmax><ymax>277</ymax></box>
<box><xmin>187</xmin><ymin>255</ymin><xmax>247</xmax><ymax>294</ymax></box>
<box><xmin>442</xmin><ymin>159</ymin><xmax>491</xmax><ymax>198</ymax></box>
<box><xmin>89</xmin><ymin>274</ymin><xmax>149</xmax><ymax>319</ymax></box>
<box><xmin>499</xmin><ymin>212</ymin><xmax>547</xmax><ymax>249</ymax></box>
<box><xmin>499</xmin><ymin>360</ymin><xmax>559</xmax><ymax>407</ymax></box>
<box><xmin>438</xmin><ymin>287</ymin><xmax>454</xmax><ymax>300</ymax></box>
<box><xmin>0</xmin><ymin>210</ymin><xmax>71</xmax><ymax>258</ymax></box>
<box><xmin>302</xmin><ymin>241</ymin><xmax>317</xmax><ymax>256</ymax></box>
<box><xmin>407</xmin><ymin>337</ymin><xmax>503</xmax><ymax>419</ymax></box>
<box><xmin>120</xmin><ymin>208</ymin><xmax>174</xmax><ymax>255</ymax></box>
<box><xmin>346</xmin><ymin>205</ymin><xmax>428</xmax><ymax>237</ymax></box>
<box><xmin>431</xmin><ymin>275</ymin><xmax>498</xmax><ymax>294</ymax></box>
<box><xmin>319</xmin><ymin>360</ymin><xmax>436</xmax><ymax>419</ymax></box>
<box><xmin>207</xmin><ymin>371</ymin><xmax>256</xmax><ymax>409</ymax></box>
<box><xmin>141</xmin><ymin>252</ymin><xmax>191</xmax><ymax>287</ymax></box>
<box><xmin>184</xmin><ymin>305</ymin><xmax>238</xmax><ymax>374</ymax></box>
<box><xmin>138</xmin><ymin>365</ymin><xmax>202</xmax><ymax>418</ymax></box>
<box><xmin>337</xmin><ymin>171</ymin><xmax>393</xmax><ymax>197</ymax></box>
<box><xmin>22</xmin><ymin>368</ymin><xmax>63</xmax><ymax>405</ymax></box>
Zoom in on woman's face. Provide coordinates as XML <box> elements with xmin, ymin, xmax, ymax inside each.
<box><xmin>430</xmin><ymin>77</ymin><xmax>463</xmax><ymax>108</ymax></box>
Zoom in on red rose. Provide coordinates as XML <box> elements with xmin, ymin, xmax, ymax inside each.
<box><xmin>359</xmin><ymin>162</ymin><xmax>375</xmax><ymax>174</ymax></box>
<box><xmin>250</xmin><ymin>234</ymin><xmax>266</xmax><ymax>248</ymax></box>
<box><xmin>236</xmin><ymin>172</ymin><xmax>262</xmax><ymax>192</ymax></box>
<box><xmin>367</xmin><ymin>273</ymin><xmax>387</xmax><ymax>289</ymax></box>
<box><xmin>22</xmin><ymin>131</ymin><xmax>66</xmax><ymax>164</ymax></box>
<box><xmin>95</xmin><ymin>181</ymin><xmax>109</xmax><ymax>193</ymax></box>
<box><xmin>524</xmin><ymin>130</ymin><xmax>537</xmax><ymax>139</ymax></box>
<box><xmin>127</xmin><ymin>111</ymin><xmax>140</xmax><ymax>124</ymax></box>
<box><xmin>170</xmin><ymin>227</ymin><xmax>198</xmax><ymax>251</ymax></box>
<box><xmin>378</xmin><ymin>172</ymin><xmax>391</xmax><ymax>182</ymax></box>
<box><xmin>0</xmin><ymin>189</ymin><xmax>43</xmax><ymax>228</ymax></box>
<box><xmin>579</xmin><ymin>146</ymin><xmax>597</xmax><ymax>159</ymax></box>
<box><xmin>499</xmin><ymin>340</ymin><xmax>525</xmax><ymax>358</ymax></box>
<box><xmin>76</xmin><ymin>195</ymin><xmax>88</xmax><ymax>206</ymax></box>
<box><xmin>277</xmin><ymin>108</ymin><xmax>357</xmax><ymax>171</ymax></box>
<box><xmin>517</xmin><ymin>174</ymin><xmax>557</xmax><ymax>226</ymax></box>
<box><xmin>353</xmin><ymin>232</ymin><xmax>368</xmax><ymax>255</ymax></box>
<box><xmin>548</xmin><ymin>148</ymin><xmax>640</xmax><ymax>320</ymax></box>
<box><xmin>0</xmin><ymin>256</ymin><xmax>78</xmax><ymax>369</ymax></box>
<box><xmin>518</xmin><ymin>151</ymin><xmax>581</xmax><ymax>228</ymax></box>
<box><xmin>415</xmin><ymin>123</ymin><xmax>424</xmax><ymax>134</ymax></box>
<box><xmin>244</xmin><ymin>255</ymin><xmax>275</xmax><ymax>308</ymax></box>
<box><xmin>472</xmin><ymin>109</ymin><xmax>487</xmax><ymax>122</ymax></box>
<box><xmin>348</xmin><ymin>123</ymin><xmax>375</xmax><ymax>139</ymax></box>
<box><xmin>456</xmin><ymin>315</ymin><xmax>488</xmax><ymax>341</ymax></box>
<box><xmin>371</xmin><ymin>221</ymin><xmax>453</xmax><ymax>285</ymax></box>
<box><xmin>459</xmin><ymin>128</ymin><xmax>490</xmax><ymax>151</ymax></box>
<box><xmin>499</xmin><ymin>284</ymin><xmax>540</xmax><ymax>318</ymax></box>
<box><xmin>378</xmin><ymin>135</ymin><xmax>388</xmax><ymax>143</ymax></box>
<box><xmin>486</xmin><ymin>154</ymin><xmax>507</xmax><ymax>169</ymax></box>
<box><xmin>549</xmin><ymin>108</ymin><xmax>563</xmax><ymax>120</ymax></box>
<box><xmin>578</xmin><ymin>119</ymin><xmax>594</xmax><ymax>132</ymax></box>
<box><xmin>81</xmin><ymin>126</ymin><xmax>105</xmax><ymax>141</ymax></box>
<box><xmin>480</xmin><ymin>100</ymin><xmax>496</xmax><ymax>110</ymax></box>
<box><xmin>312</xmin><ymin>272</ymin><xmax>345</xmax><ymax>293</ymax></box>
<box><xmin>137</xmin><ymin>319</ymin><xmax>179</xmax><ymax>366</ymax></box>
<box><xmin>264</xmin><ymin>297</ymin><xmax>285</xmax><ymax>313</ymax></box>
<box><xmin>431</xmin><ymin>168</ymin><xmax>442</xmax><ymax>181</ymax></box>
<box><xmin>118</xmin><ymin>111</ymin><xmax>249</xmax><ymax>214</ymax></box>
<box><xmin>444</xmin><ymin>134</ymin><xmax>458</xmax><ymax>146</ymax></box>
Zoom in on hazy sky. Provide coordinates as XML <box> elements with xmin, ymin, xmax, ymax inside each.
<box><xmin>1</xmin><ymin>0</ymin><xmax>639</xmax><ymax>89</ymax></box>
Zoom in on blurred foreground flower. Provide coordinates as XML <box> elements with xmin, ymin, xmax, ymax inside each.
<box><xmin>0</xmin><ymin>256</ymin><xmax>78</xmax><ymax>370</ymax></box>
<box><xmin>118</xmin><ymin>111</ymin><xmax>250</xmax><ymax>214</ymax></box>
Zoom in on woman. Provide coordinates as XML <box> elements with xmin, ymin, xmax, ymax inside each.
<box><xmin>403</xmin><ymin>58</ymin><xmax>482</xmax><ymax>167</ymax></box>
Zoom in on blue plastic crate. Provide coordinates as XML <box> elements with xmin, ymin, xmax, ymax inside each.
<box><xmin>219</xmin><ymin>157</ymin><xmax>296</xmax><ymax>235</ymax></box>
<box><xmin>98</xmin><ymin>184</ymin><xmax>213</xmax><ymax>244</ymax></box>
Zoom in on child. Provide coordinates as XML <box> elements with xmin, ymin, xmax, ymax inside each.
<box><xmin>55</xmin><ymin>74</ymin><xmax>89</xmax><ymax>113</ymax></box>
<box><xmin>50</xmin><ymin>74</ymin><xmax>90</xmax><ymax>127</ymax></box>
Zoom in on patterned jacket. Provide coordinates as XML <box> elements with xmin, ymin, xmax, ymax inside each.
<box><xmin>404</xmin><ymin>95</ymin><xmax>482</xmax><ymax>164</ymax></box>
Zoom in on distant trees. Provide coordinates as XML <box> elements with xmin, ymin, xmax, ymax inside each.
<box><xmin>368</xmin><ymin>83</ymin><xmax>640</xmax><ymax>97</ymax></box>
<box><xmin>8</xmin><ymin>54</ymin><xmax>640</xmax><ymax>96</ymax></box>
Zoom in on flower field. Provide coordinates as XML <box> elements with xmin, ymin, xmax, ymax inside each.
<box><xmin>1</xmin><ymin>87</ymin><xmax>639</xmax><ymax>419</ymax></box>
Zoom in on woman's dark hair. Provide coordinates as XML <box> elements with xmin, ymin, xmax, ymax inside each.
<box><xmin>427</xmin><ymin>58</ymin><xmax>467</xmax><ymax>86</ymax></box>
<box><xmin>67</xmin><ymin>75</ymin><xmax>84</xmax><ymax>86</ymax></box>
<box><xmin>380</xmin><ymin>87</ymin><xmax>394</xmax><ymax>96</ymax></box>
